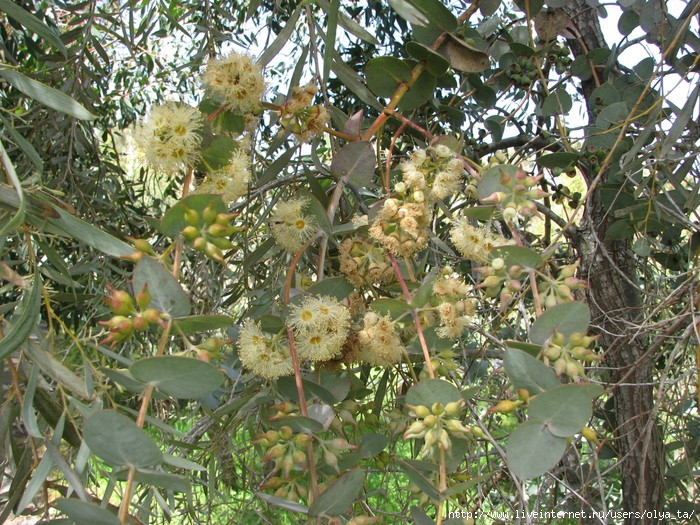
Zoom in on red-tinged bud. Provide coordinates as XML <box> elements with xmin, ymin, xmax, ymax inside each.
<box><xmin>99</xmin><ymin>315</ymin><xmax>129</xmax><ymax>329</ymax></box>
<box><xmin>132</xmin><ymin>315</ymin><xmax>149</xmax><ymax>331</ymax></box>
<box><xmin>135</xmin><ymin>284</ymin><xmax>152</xmax><ymax>310</ymax></box>
<box><xmin>263</xmin><ymin>444</ymin><xmax>286</xmax><ymax>461</ymax></box>
<box><xmin>184</xmin><ymin>208</ymin><xmax>200</xmax><ymax>227</ymax></box>
<box><xmin>515</xmin><ymin>169</ymin><xmax>528</xmax><ymax>181</ymax></box>
<box><xmin>278</xmin><ymin>426</ymin><xmax>293</xmax><ymax>440</ymax></box>
<box><xmin>195</xmin><ymin>349</ymin><xmax>211</xmax><ymax>362</ymax></box>
<box><xmin>291</xmin><ymin>450</ymin><xmax>306</xmax><ymax>466</ymax></box>
<box><xmin>121</xmin><ymin>251</ymin><xmax>142</xmax><ymax>263</ymax></box>
<box><xmin>208</xmin><ymin>236</ymin><xmax>235</xmax><ymax>251</ymax></box>
<box><xmin>260</xmin><ymin>476</ymin><xmax>284</xmax><ymax>490</ymax></box>
<box><xmin>488</xmin><ymin>400</ymin><xmax>520</xmax><ymax>413</ymax></box>
<box><xmin>564</xmin><ymin>276</ymin><xmax>586</xmax><ymax>289</ymax></box>
<box><xmin>205</xmin><ymin>242</ymin><xmax>225</xmax><ymax>262</ymax></box>
<box><xmin>192</xmin><ymin>237</ymin><xmax>206</xmax><ymax>251</ymax></box>
<box><xmin>508</xmin><ymin>265</ymin><xmax>524</xmax><ymax>278</ymax></box>
<box><xmin>207</xmin><ymin>223</ymin><xmax>231</xmax><ymax>237</ymax></box>
<box><xmin>104</xmin><ymin>286</ymin><xmax>135</xmax><ymax>316</ymax></box>
<box><xmin>215</xmin><ymin>212</ymin><xmax>238</xmax><ymax>226</ymax></box>
<box><xmin>481</xmin><ymin>191</ymin><xmax>506</xmax><ymax>204</ymax></box>
<box><xmin>294</xmin><ymin>433</ymin><xmax>313</xmax><ymax>447</ymax></box>
<box><xmin>126</xmin><ymin>237</ymin><xmax>156</xmax><ymax>255</ymax></box>
<box><xmin>482</xmin><ymin>275</ymin><xmax>502</xmax><ymax>289</ymax></box>
<box><xmin>324</xmin><ymin>448</ymin><xmax>339</xmax><ymax>472</ymax></box>
<box><xmin>181</xmin><ymin>225</ymin><xmax>199</xmax><ymax>241</ymax></box>
<box><xmin>553</xmin><ymin>357</ymin><xmax>568</xmax><ymax>376</ymax></box>
<box><xmin>507</xmin><ymin>279</ymin><xmax>522</xmax><ymax>292</ymax></box>
<box><xmin>203</xmin><ymin>202</ymin><xmax>218</xmax><ymax>224</ymax></box>
<box><xmin>141</xmin><ymin>308</ymin><xmax>162</xmax><ymax>324</ymax></box>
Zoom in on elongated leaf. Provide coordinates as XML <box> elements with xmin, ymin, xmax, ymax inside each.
<box><xmin>0</xmin><ymin>114</ymin><xmax>43</xmax><ymax>174</ymax></box>
<box><xmin>0</xmin><ymin>138</ymin><xmax>25</xmax><ymax>236</ymax></box>
<box><xmin>306</xmin><ymin>277</ymin><xmax>355</xmax><ymax>300</ymax></box>
<box><xmin>16</xmin><ymin>452</ymin><xmax>53</xmax><ymax>514</ymax></box>
<box><xmin>0</xmin><ymin>273</ymin><xmax>41</xmax><ymax>361</ymax></box>
<box><xmin>0</xmin><ymin>0</ymin><xmax>67</xmax><ymax>55</ymax></box>
<box><xmin>24</xmin><ymin>338</ymin><xmax>89</xmax><ymax>399</ymax></box>
<box><xmin>309</xmin><ymin>469</ymin><xmax>365</xmax><ymax>517</ymax></box>
<box><xmin>83</xmin><ymin>410</ymin><xmax>163</xmax><ymax>468</ymax></box>
<box><xmin>0</xmin><ymin>67</ymin><xmax>95</xmax><ymax>120</ymax></box>
<box><xmin>55</xmin><ymin>499</ymin><xmax>121</xmax><ymax>525</ymax></box>
<box><xmin>256</xmin><ymin>5</ymin><xmax>303</xmax><ymax>66</ymax></box>
<box><xmin>113</xmin><ymin>468</ymin><xmax>190</xmax><ymax>492</ymax></box>
<box><xmin>172</xmin><ymin>314</ymin><xmax>232</xmax><ymax>334</ymax></box>
<box><xmin>256</xmin><ymin>492</ymin><xmax>309</xmax><ymax>514</ymax></box>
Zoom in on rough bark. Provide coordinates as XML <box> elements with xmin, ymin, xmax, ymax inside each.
<box><xmin>563</xmin><ymin>2</ymin><xmax>666</xmax><ymax>522</ymax></box>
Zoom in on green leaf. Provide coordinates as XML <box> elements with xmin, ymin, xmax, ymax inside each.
<box><xmin>54</xmin><ymin>499</ymin><xmax>121</xmax><ymax>525</ymax></box>
<box><xmin>529</xmin><ymin>384</ymin><xmax>594</xmax><ymax>437</ymax></box>
<box><xmin>17</xmin><ymin>452</ymin><xmax>52</xmax><ymax>514</ymax></box>
<box><xmin>503</xmin><ymin>348</ymin><xmax>561</xmax><ymax>395</ymax></box>
<box><xmin>112</xmin><ymin>468</ymin><xmax>190</xmax><ymax>492</ymax></box>
<box><xmin>397</xmin><ymin>460</ymin><xmax>441</xmax><ymax>501</ymax></box>
<box><xmin>536</xmin><ymin>152</ymin><xmax>580</xmax><ymax>170</ymax></box>
<box><xmin>618</xmin><ymin>9</ymin><xmax>640</xmax><ymax>36</ymax></box>
<box><xmin>359</xmin><ymin>433</ymin><xmax>388</xmax><ymax>458</ymax></box>
<box><xmin>409</xmin><ymin>0</ymin><xmax>458</xmax><ymax>32</ymax></box>
<box><xmin>541</xmin><ymin>89</ymin><xmax>572</xmax><ymax>117</ymax></box>
<box><xmin>160</xmin><ymin>194</ymin><xmax>227</xmax><ymax>237</ymax></box>
<box><xmin>439</xmin><ymin>35</ymin><xmax>490</xmax><ymax>73</ymax></box>
<box><xmin>256</xmin><ymin>492</ymin><xmax>309</xmax><ymax>514</ymax></box>
<box><xmin>477</xmin><ymin>164</ymin><xmax>515</xmax><ymax>199</ymax></box>
<box><xmin>400</xmin><ymin>67</ymin><xmax>436</xmax><ymax>110</ymax></box>
<box><xmin>0</xmin><ymin>0</ymin><xmax>67</xmax><ymax>55</ymax></box>
<box><xmin>130</xmin><ymin>356</ymin><xmax>224</xmax><ymax>399</ymax></box>
<box><xmin>330</xmin><ymin>141</ymin><xmax>376</xmax><ymax>188</ymax></box>
<box><xmin>595</xmin><ymin>101</ymin><xmax>629</xmax><ymax>130</ymax></box>
<box><xmin>45</xmin><ymin>206</ymin><xmax>135</xmax><ymax>258</ymax></box>
<box><xmin>317</xmin><ymin>370</ymin><xmax>352</xmax><ymax>403</ymax></box>
<box><xmin>83</xmin><ymin>410</ymin><xmax>163</xmax><ymax>468</ymax></box>
<box><xmin>172</xmin><ymin>314</ymin><xmax>232</xmax><ymax>334</ymax></box>
<box><xmin>0</xmin><ymin>273</ymin><xmax>41</xmax><ymax>361</ymax></box>
<box><xmin>200</xmin><ymin>135</ymin><xmax>237</xmax><ymax>171</ymax></box>
<box><xmin>388</xmin><ymin>0</ymin><xmax>430</xmax><ymax>26</ymax></box>
<box><xmin>406</xmin><ymin>41</ymin><xmax>450</xmax><ymax>76</ymax></box>
<box><xmin>514</xmin><ymin>0</ymin><xmax>544</xmax><ymax>15</ymax></box>
<box><xmin>269</xmin><ymin>415</ymin><xmax>324</xmax><ymax>433</ymax></box>
<box><xmin>405</xmin><ymin>379</ymin><xmax>462</xmax><ymax>407</ymax></box>
<box><xmin>0</xmin><ymin>67</ymin><xmax>95</xmax><ymax>120</ymax></box>
<box><xmin>365</xmin><ymin>57</ymin><xmax>412</xmax><ymax>97</ymax></box>
<box><xmin>132</xmin><ymin>257</ymin><xmax>191</xmax><ymax>317</ymax></box>
<box><xmin>0</xmin><ymin>114</ymin><xmax>43</xmax><ymax>175</ymax></box>
<box><xmin>23</xmin><ymin>338</ymin><xmax>89</xmax><ymax>399</ymax></box>
<box><xmin>506</xmin><ymin>421</ymin><xmax>567</xmax><ymax>479</ymax></box>
<box><xmin>100</xmin><ymin>368</ymin><xmax>148</xmax><ymax>395</ymax></box>
<box><xmin>277</xmin><ymin>376</ymin><xmax>337</xmax><ymax>405</ymax></box>
<box><xmin>529</xmin><ymin>302</ymin><xmax>591</xmax><ymax>345</ymax></box>
<box><xmin>489</xmin><ymin>245</ymin><xmax>543</xmax><ymax>269</ymax></box>
<box><xmin>370</xmin><ymin>298</ymin><xmax>413</xmax><ymax>319</ymax></box>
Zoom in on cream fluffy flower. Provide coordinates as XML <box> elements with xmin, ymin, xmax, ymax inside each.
<box><xmin>237</xmin><ymin>319</ymin><xmax>293</xmax><ymax>379</ymax></box>
<box><xmin>195</xmin><ymin>149</ymin><xmax>251</xmax><ymax>204</ymax></box>
<box><xmin>269</xmin><ymin>197</ymin><xmax>318</xmax><ymax>252</ymax></box>
<box><xmin>202</xmin><ymin>52</ymin><xmax>265</xmax><ymax>114</ymax></box>
<box><xmin>288</xmin><ymin>295</ymin><xmax>351</xmax><ymax>362</ymax></box>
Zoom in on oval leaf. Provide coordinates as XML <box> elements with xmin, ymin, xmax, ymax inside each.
<box><xmin>489</xmin><ymin>245</ymin><xmax>544</xmax><ymax>269</ymax></box>
<box><xmin>503</xmin><ymin>347</ymin><xmax>561</xmax><ymax>395</ymax></box>
<box><xmin>330</xmin><ymin>141</ymin><xmax>376</xmax><ymax>187</ymax></box>
<box><xmin>132</xmin><ymin>256</ymin><xmax>191</xmax><ymax>317</ymax></box>
<box><xmin>529</xmin><ymin>384</ymin><xmax>594</xmax><ymax>437</ymax></box>
<box><xmin>365</xmin><ymin>56</ymin><xmax>412</xmax><ymax>97</ymax></box>
<box><xmin>529</xmin><ymin>302</ymin><xmax>591</xmax><ymax>345</ymax></box>
<box><xmin>405</xmin><ymin>379</ymin><xmax>462</xmax><ymax>407</ymax></box>
<box><xmin>506</xmin><ymin>421</ymin><xmax>567</xmax><ymax>479</ymax></box>
<box><xmin>172</xmin><ymin>314</ymin><xmax>233</xmax><ymax>334</ymax></box>
<box><xmin>309</xmin><ymin>469</ymin><xmax>365</xmax><ymax>517</ymax></box>
<box><xmin>130</xmin><ymin>356</ymin><xmax>224</xmax><ymax>399</ymax></box>
<box><xmin>83</xmin><ymin>410</ymin><xmax>163</xmax><ymax>468</ymax></box>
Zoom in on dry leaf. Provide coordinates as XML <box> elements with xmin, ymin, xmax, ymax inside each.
<box><xmin>534</xmin><ymin>10</ymin><xmax>574</xmax><ymax>42</ymax></box>
<box><xmin>439</xmin><ymin>35</ymin><xmax>490</xmax><ymax>73</ymax></box>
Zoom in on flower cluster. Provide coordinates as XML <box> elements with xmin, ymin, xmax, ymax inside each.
<box><xmin>98</xmin><ymin>284</ymin><xmax>165</xmax><ymax>348</ymax></box>
<box><xmin>541</xmin><ymin>331</ymin><xmax>601</xmax><ymax>380</ymax></box>
<box><xmin>538</xmin><ymin>260</ymin><xmax>587</xmax><ymax>309</ymax></box>
<box><xmin>269</xmin><ymin>196</ymin><xmax>318</xmax><ymax>253</ymax></box>
<box><xmin>431</xmin><ymin>273</ymin><xmax>475</xmax><ymax>338</ymax></box>
<box><xmin>180</xmin><ymin>201</ymin><xmax>242</xmax><ymax>263</ymax></box>
<box><xmin>202</xmin><ymin>52</ymin><xmax>265</xmax><ymax>114</ymax></box>
<box><xmin>279</xmin><ymin>83</ymin><xmax>330</xmax><ymax>143</ymax></box>
<box><xmin>369</xmin><ymin>197</ymin><xmax>430</xmax><ymax>258</ymax></box>
<box><xmin>481</xmin><ymin>168</ymin><xmax>548</xmax><ymax>220</ymax></box>
<box><xmin>397</xmin><ymin>145</ymin><xmax>464</xmax><ymax>202</ymax></box>
<box><xmin>288</xmin><ymin>295</ymin><xmax>351</xmax><ymax>362</ymax></box>
<box><xmin>237</xmin><ymin>320</ymin><xmax>294</xmax><ymax>379</ymax></box>
<box><xmin>403</xmin><ymin>400</ymin><xmax>475</xmax><ymax>459</ymax></box>
<box><xmin>339</xmin><ymin>233</ymin><xmax>394</xmax><ymax>287</ymax></box>
<box><xmin>449</xmin><ymin>219</ymin><xmax>514</xmax><ymax>264</ymax></box>
<box><xmin>195</xmin><ymin>148</ymin><xmax>251</xmax><ymax>204</ymax></box>
<box><xmin>135</xmin><ymin>102</ymin><xmax>203</xmax><ymax>174</ymax></box>
<box><xmin>355</xmin><ymin>312</ymin><xmax>406</xmax><ymax>367</ymax></box>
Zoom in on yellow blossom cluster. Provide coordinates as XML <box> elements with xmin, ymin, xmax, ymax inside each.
<box><xmin>135</xmin><ymin>102</ymin><xmax>203</xmax><ymax>174</ymax></box>
<box><xmin>339</xmin><ymin>234</ymin><xmax>394</xmax><ymax>287</ymax></box>
<box><xmin>449</xmin><ymin>219</ymin><xmax>514</xmax><ymax>264</ymax></box>
<box><xmin>287</xmin><ymin>296</ymin><xmax>351</xmax><ymax>361</ymax></box>
<box><xmin>195</xmin><ymin>148</ymin><xmax>251</xmax><ymax>204</ymax></box>
<box><xmin>355</xmin><ymin>312</ymin><xmax>406</xmax><ymax>367</ymax></box>
<box><xmin>202</xmin><ymin>52</ymin><xmax>265</xmax><ymax>114</ymax></box>
<box><xmin>431</xmin><ymin>274</ymin><xmax>475</xmax><ymax>338</ymax></box>
<box><xmin>237</xmin><ymin>319</ymin><xmax>294</xmax><ymax>379</ymax></box>
<box><xmin>369</xmin><ymin>198</ymin><xmax>430</xmax><ymax>258</ymax></box>
<box><xmin>269</xmin><ymin>196</ymin><xmax>318</xmax><ymax>252</ymax></box>
<box><xmin>398</xmin><ymin>145</ymin><xmax>464</xmax><ymax>202</ymax></box>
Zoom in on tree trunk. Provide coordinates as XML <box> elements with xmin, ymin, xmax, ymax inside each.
<box><xmin>564</xmin><ymin>2</ymin><xmax>666</xmax><ymax>522</ymax></box>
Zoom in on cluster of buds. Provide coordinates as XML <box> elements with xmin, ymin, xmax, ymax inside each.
<box><xmin>397</xmin><ymin>145</ymin><xmax>464</xmax><ymax>202</ymax></box>
<box><xmin>481</xmin><ymin>168</ymin><xmax>548</xmax><ymax>219</ymax></box>
<box><xmin>98</xmin><ymin>284</ymin><xmax>165</xmax><ymax>348</ymax></box>
<box><xmin>339</xmin><ymin>234</ymin><xmax>395</xmax><ymax>287</ymax></box>
<box><xmin>279</xmin><ymin>83</ymin><xmax>330</xmax><ymax>143</ymax></box>
<box><xmin>488</xmin><ymin>389</ymin><xmax>529</xmax><ymax>414</ymax></box>
<box><xmin>477</xmin><ymin>257</ymin><xmax>525</xmax><ymax>307</ymax></box>
<box><xmin>547</xmin><ymin>43</ymin><xmax>573</xmax><ymax>75</ymax></box>
<box><xmin>403</xmin><ymin>400</ymin><xmax>477</xmax><ymax>459</ymax></box>
<box><xmin>585</xmin><ymin>145</ymin><xmax>608</xmax><ymax>176</ymax></box>
<box><xmin>541</xmin><ymin>331</ymin><xmax>602</xmax><ymax>380</ymax></box>
<box><xmin>180</xmin><ymin>201</ymin><xmax>241</xmax><ymax>263</ymax></box>
<box><xmin>538</xmin><ymin>260</ymin><xmax>587</xmax><ymax>309</ymax></box>
<box><xmin>255</xmin><ymin>426</ymin><xmax>312</xmax><ymax>480</ymax></box>
<box><xmin>506</xmin><ymin>56</ymin><xmax>540</xmax><ymax>89</ymax></box>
